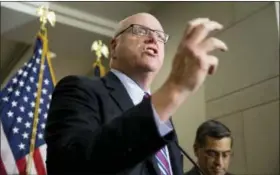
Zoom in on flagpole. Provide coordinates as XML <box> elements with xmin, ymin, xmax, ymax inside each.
<box><xmin>26</xmin><ymin>6</ymin><xmax>56</xmax><ymax>175</ymax></box>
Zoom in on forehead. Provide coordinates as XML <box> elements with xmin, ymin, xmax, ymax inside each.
<box><xmin>122</xmin><ymin>14</ymin><xmax>164</xmax><ymax>32</ymax></box>
<box><xmin>204</xmin><ymin>136</ymin><xmax>232</xmax><ymax>151</ymax></box>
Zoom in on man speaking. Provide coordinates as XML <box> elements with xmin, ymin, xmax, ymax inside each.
<box><xmin>45</xmin><ymin>13</ymin><xmax>228</xmax><ymax>175</ymax></box>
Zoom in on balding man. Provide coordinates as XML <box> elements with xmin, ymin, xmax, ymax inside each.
<box><xmin>45</xmin><ymin>13</ymin><xmax>228</xmax><ymax>175</ymax></box>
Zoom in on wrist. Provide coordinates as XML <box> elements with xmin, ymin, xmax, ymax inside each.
<box><xmin>164</xmin><ymin>75</ymin><xmax>192</xmax><ymax>97</ymax></box>
<box><xmin>151</xmin><ymin>79</ymin><xmax>191</xmax><ymax>122</ymax></box>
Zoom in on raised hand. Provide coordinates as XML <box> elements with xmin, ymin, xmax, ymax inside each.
<box><xmin>169</xmin><ymin>18</ymin><xmax>228</xmax><ymax>92</ymax></box>
<box><xmin>152</xmin><ymin>18</ymin><xmax>228</xmax><ymax>122</ymax></box>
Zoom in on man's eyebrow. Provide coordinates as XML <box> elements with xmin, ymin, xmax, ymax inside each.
<box><xmin>206</xmin><ymin>149</ymin><xmax>231</xmax><ymax>153</ymax></box>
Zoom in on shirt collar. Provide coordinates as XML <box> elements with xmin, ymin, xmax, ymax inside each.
<box><xmin>110</xmin><ymin>69</ymin><xmax>150</xmax><ymax>105</ymax></box>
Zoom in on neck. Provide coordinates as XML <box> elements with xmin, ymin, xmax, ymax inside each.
<box><xmin>129</xmin><ymin>72</ymin><xmax>153</xmax><ymax>91</ymax></box>
<box><xmin>112</xmin><ymin>68</ymin><xmax>154</xmax><ymax>91</ymax></box>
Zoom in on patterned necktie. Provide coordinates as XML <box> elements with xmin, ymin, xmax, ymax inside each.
<box><xmin>155</xmin><ymin>146</ymin><xmax>172</xmax><ymax>175</ymax></box>
<box><xmin>143</xmin><ymin>92</ymin><xmax>172</xmax><ymax>175</ymax></box>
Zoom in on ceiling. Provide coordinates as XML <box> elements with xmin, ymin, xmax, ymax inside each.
<box><xmin>1</xmin><ymin>1</ymin><xmax>171</xmax><ymax>86</ymax></box>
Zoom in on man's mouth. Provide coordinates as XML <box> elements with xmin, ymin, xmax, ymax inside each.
<box><xmin>144</xmin><ymin>46</ymin><xmax>158</xmax><ymax>56</ymax></box>
<box><xmin>212</xmin><ymin>169</ymin><xmax>224</xmax><ymax>174</ymax></box>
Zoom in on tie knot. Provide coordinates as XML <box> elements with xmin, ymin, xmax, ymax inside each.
<box><xmin>144</xmin><ymin>92</ymin><xmax>150</xmax><ymax>99</ymax></box>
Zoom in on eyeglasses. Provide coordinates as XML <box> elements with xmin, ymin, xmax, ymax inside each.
<box><xmin>114</xmin><ymin>24</ymin><xmax>169</xmax><ymax>44</ymax></box>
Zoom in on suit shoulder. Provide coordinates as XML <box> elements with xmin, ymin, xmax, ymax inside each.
<box><xmin>184</xmin><ymin>167</ymin><xmax>199</xmax><ymax>175</ymax></box>
<box><xmin>56</xmin><ymin>75</ymin><xmax>103</xmax><ymax>89</ymax></box>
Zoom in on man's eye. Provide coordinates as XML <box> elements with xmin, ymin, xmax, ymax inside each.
<box><xmin>223</xmin><ymin>152</ymin><xmax>231</xmax><ymax>158</ymax></box>
<box><xmin>136</xmin><ymin>28</ymin><xmax>147</xmax><ymax>35</ymax></box>
<box><xmin>206</xmin><ymin>151</ymin><xmax>217</xmax><ymax>157</ymax></box>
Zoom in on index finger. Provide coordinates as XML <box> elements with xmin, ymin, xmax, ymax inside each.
<box><xmin>185</xmin><ymin>18</ymin><xmax>210</xmax><ymax>36</ymax></box>
<box><xmin>188</xmin><ymin>20</ymin><xmax>223</xmax><ymax>45</ymax></box>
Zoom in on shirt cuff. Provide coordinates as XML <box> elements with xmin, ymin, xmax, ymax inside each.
<box><xmin>151</xmin><ymin>104</ymin><xmax>173</xmax><ymax>137</ymax></box>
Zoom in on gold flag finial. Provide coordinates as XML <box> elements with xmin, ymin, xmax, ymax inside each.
<box><xmin>91</xmin><ymin>40</ymin><xmax>109</xmax><ymax>77</ymax></box>
<box><xmin>91</xmin><ymin>40</ymin><xmax>109</xmax><ymax>61</ymax></box>
<box><xmin>36</xmin><ymin>5</ymin><xmax>56</xmax><ymax>31</ymax></box>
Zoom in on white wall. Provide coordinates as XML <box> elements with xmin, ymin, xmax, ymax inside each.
<box><xmin>1</xmin><ymin>46</ymin><xmax>34</xmax><ymax>87</ymax></box>
<box><xmin>152</xmin><ymin>2</ymin><xmax>279</xmax><ymax>174</ymax></box>
<box><xmin>276</xmin><ymin>2</ymin><xmax>279</xmax><ymax>37</ymax></box>
<box><xmin>205</xmin><ymin>2</ymin><xmax>279</xmax><ymax>175</ymax></box>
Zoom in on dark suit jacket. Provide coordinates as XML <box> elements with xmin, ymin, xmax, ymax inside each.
<box><xmin>184</xmin><ymin>167</ymin><xmax>233</xmax><ymax>175</ymax></box>
<box><xmin>45</xmin><ymin>72</ymin><xmax>184</xmax><ymax>175</ymax></box>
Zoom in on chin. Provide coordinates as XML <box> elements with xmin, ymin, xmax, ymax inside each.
<box><xmin>210</xmin><ymin>170</ymin><xmax>226</xmax><ymax>175</ymax></box>
<box><xmin>137</xmin><ymin>63</ymin><xmax>160</xmax><ymax>72</ymax></box>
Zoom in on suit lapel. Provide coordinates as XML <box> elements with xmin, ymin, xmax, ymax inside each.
<box><xmin>102</xmin><ymin>72</ymin><xmax>182</xmax><ymax>175</ymax></box>
<box><xmin>187</xmin><ymin>167</ymin><xmax>200</xmax><ymax>175</ymax></box>
<box><xmin>102</xmin><ymin>71</ymin><xmax>134</xmax><ymax>112</ymax></box>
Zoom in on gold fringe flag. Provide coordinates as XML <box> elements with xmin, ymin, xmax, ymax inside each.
<box><xmin>91</xmin><ymin>40</ymin><xmax>109</xmax><ymax>77</ymax></box>
<box><xmin>0</xmin><ymin>5</ymin><xmax>57</xmax><ymax>175</ymax></box>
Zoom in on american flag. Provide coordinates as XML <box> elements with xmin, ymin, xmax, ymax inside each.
<box><xmin>0</xmin><ymin>34</ymin><xmax>55</xmax><ymax>175</ymax></box>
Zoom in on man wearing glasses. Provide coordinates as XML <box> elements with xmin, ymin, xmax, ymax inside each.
<box><xmin>185</xmin><ymin>120</ymin><xmax>233</xmax><ymax>175</ymax></box>
<box><xmin>45</xmin><ymin>12</ymin><xmax>228</xmax><ymax>175</ymax></box>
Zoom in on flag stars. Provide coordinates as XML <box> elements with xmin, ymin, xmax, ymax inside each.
<box><xmin>2</xmin><ymin>97</ymin><xmax>9</xmax><ymax>102</ymax></box>
<box><xmin>18</xmin><ymin>143</ymin><xmax>25</xmax><ymax>150</ymax></box>
<box><xmin>48</xmin><ymin>95</ymin><xmax>52</xmax><ymax>100</ymax></box>
<box><xmin>42</xmin><ymin>88</ymin><xmax>47</xmax><ymax>95</ymax></box>
<box><xmin>22</xmin><ymin>132</ymin><xmax>29</xmax><ymax>139</ymax></box>
<box><xmin>33</xmin><ymin>67</ymin><xmax>37</xmax><ymax>73</ymax></box>
<box><xmin>7</xmin><ymin>87</ymin><xmax>13</xmax><ymax>92</ymax></box>
<box><xmin>12</xmin><ymin>78</ymin><xmax>18</xmax><ymax>84</ymax></box>
<box><xmin>7</xmin><ymin>111</ymin><xmax>14</xmax><ymax>118</ymax></box>
<box><xmin>31</xmin><ymin>102</ymin><xmax>35</xmax><ymax>108</ymax></box>
<box><xmin>17</xmin><ymin>116</ymin><xmax>22</xmax><ymax>123</ymax></box>
<box><xmin>23</xmin><ymin>71</ymin><xmax>28</xmax><ymax>77</ymax></box>
<box><xmin>39</xmin><ymin>49</ymin><xmax>42</xmax><ymax>54</ymax></box>
<box><xmin>28</xmin><ymin>111</ymin><xmax>33</xmax><ymax>118</ymax></box>
<box><xmin>36</xmin><ymin>58</ymin><xmax>40</xmax><ymax>64</ymax></box>
<box><xmin>28</xmin><ymin>63</ymin><xmax>32</xmax><ymax>68</ymax></box>
<box><xmin>26</xmin><ymin>86</ymin><xmax>31</xmax><ymax>92</ymax></box>
<box><xmin>30</xmin><ymin>77</ymin><xmax>35</xmax><ymax>83</ymax></box>
<box><xmin>15</xmin><ymin>90</ymin><xmax>20</xmax><ymax>96</ymax></box>
<box><xmin>41</xmin><ymin>123</ymin><xmax>46</xmax><ymax>129</ymax></box>
<box><xmin>44</xmin><ymin>79</ymin><xmax>50</xmax><ymax>85</ymax></box>
<box><xmin>43</xmin><ymin>113</ymin><xmax>48</xmax><ymax>119</ymax></box>
<box><xmin>33</xmin><ymin>92</ymin><xmax>37</xmax><ymax>98</ymax></box>
<box><xmin>20</xmin><ymin>106</ymin><xmax>25</xmax><ymax>112</ymax></box>
<box><xmin>13</xmin><ymin>127</ymin><xmax>19</xmax><ymax>134</ymax></box>
<box><xmin>25</xmin><ymin>122</ymin><xmax>31</xmax><ymax>128</ymax></box>
<box><xmin>40</xmin><ymin>98</ymin><xmax>44</xmax><ymax>104</ymax></box>
<box><xmin>23</xmin><ymin>96</ymin><xmax>28</xmax><ymax>102</ymax></box>
<box><xmin>11</xmin><ymin>101</ymin><xmax>18</xmax><ymax>107</ymax></box>
<box><xmin>18</xmin><ymin>69</ymin><xmax>23</xmax><ymax>75</ymax></box>
<box><xmin>38</xmin><ymin>133</ymin><xmax>43</xmax><ymax>139</ymax></box>
<box><xmin>19</xmin><ymin>81</ymin><xmax>24</xmax><ymax>87</ymax></box>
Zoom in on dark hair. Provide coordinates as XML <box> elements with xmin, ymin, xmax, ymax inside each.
<box><xmin>195</xmin><ymin>120</ymin><xmax>233</xmax><ymax>147</ymax></box>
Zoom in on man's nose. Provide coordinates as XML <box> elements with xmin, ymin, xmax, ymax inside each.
<box><xmin>145</xmin><ymin>31</ymin><xmax>157</xmax><ymax>44</ymax></box>
<box><xmin>214</xmin><ymin>156</ymin><xmax>223</xmax><ymax>166</ymax></box>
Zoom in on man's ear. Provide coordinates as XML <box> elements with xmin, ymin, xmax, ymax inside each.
<box><xmin>193</xmin><ymin>143</ymin><xmax>199</xmax><ymax>157</ymax></box>
<box><xmin>110</xmin><ymin>38</ymin><xmax>117</xmax><ymax>59</ymax></box>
